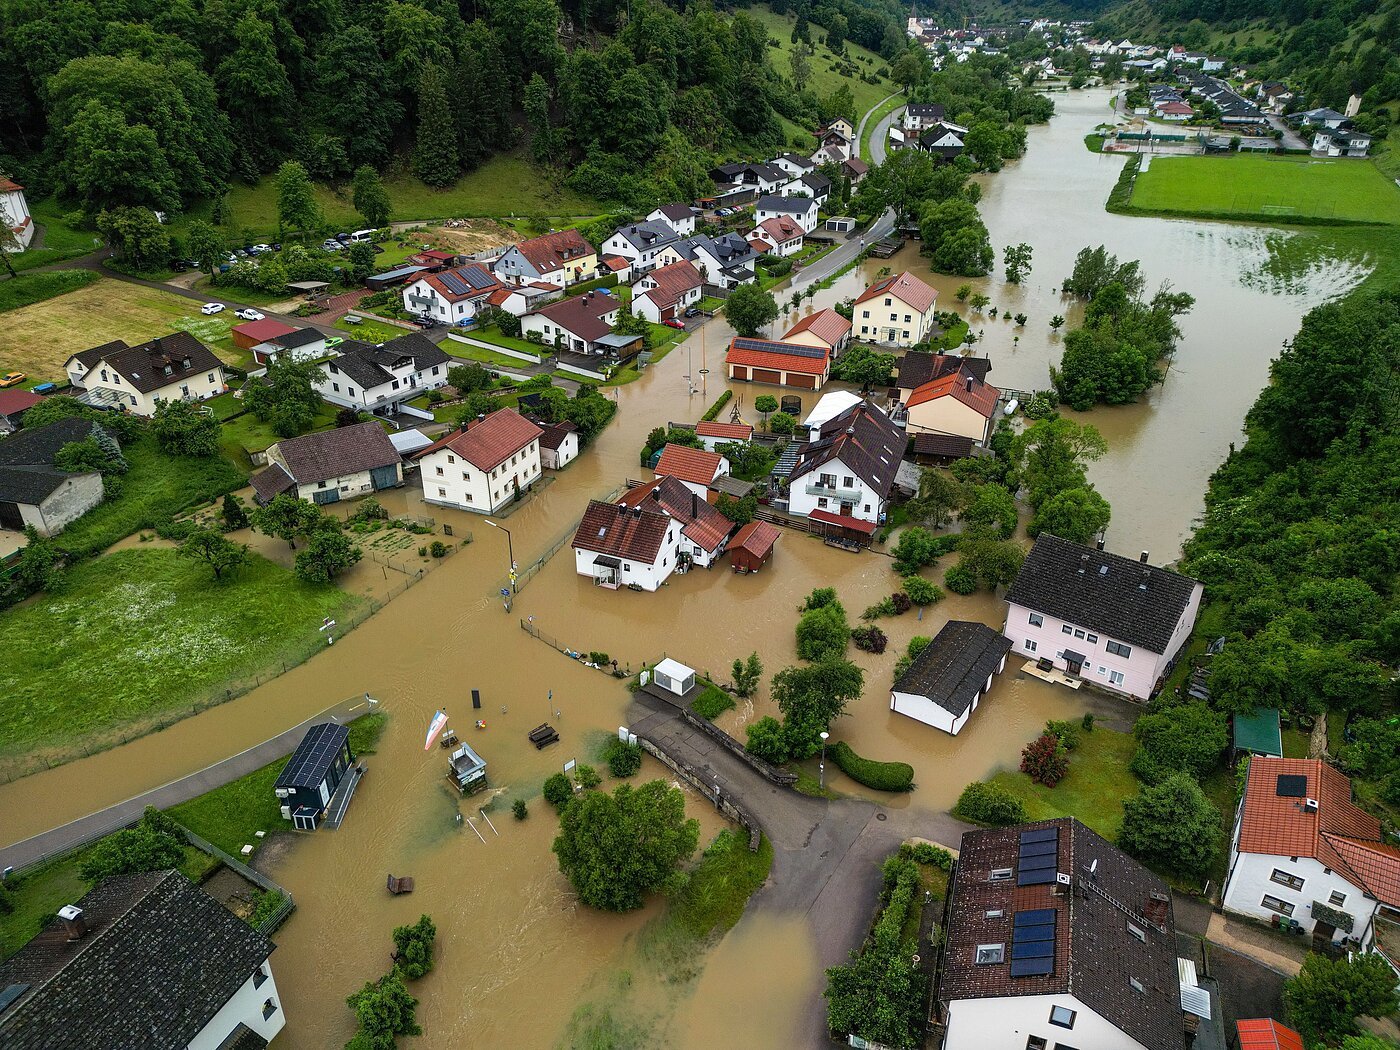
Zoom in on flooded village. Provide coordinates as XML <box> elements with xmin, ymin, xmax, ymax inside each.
<box><xmin>2</xmin><ymin>32</ymin><xmax>1398</xmax><ymax>1050</ymax></box>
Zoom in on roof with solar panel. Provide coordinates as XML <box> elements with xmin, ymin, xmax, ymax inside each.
<box><xmin>419</xmin><ymin>264</ymin><xmax>502</xmax><ymax>302</ymax></box>
<box><xmin>275</xmin><ymin>722</ymin><xmax>350</xmax><ymax>789</ymax></box>
<box><xmin>938</xmin><ymin>817</ymin><xmax>1183</xmax><ymax>1050</ymax></box>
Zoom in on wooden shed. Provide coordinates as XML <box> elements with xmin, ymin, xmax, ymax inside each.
<box><xmin>729</xmin><ymin>520</ymin><xmax>780</xmax><ymax>573</ymax></box>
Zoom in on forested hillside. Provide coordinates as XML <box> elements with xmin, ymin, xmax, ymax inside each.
<box><xmin>0</xmin><ymin>0</ymin><xmax>918</xmax><ymax>220</ymax></box>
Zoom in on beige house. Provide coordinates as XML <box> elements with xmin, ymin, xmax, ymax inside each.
<box><xmin>65</xmin><ymin>333</ymin><xmax>227</xmax><ymax>416</ymax></box>
<box><xmin>252</xmin><ymin>421</ymin><xmax>403</xmax><ymax>506</ymax></box>
<box><xmin>782</xmin><ymin>309</ymin><xmax>852</xmax><ymax>358</ymax></box>
<box><xmin>852</xmin><ymin>271</ymin><xmax>939</xmax><ymax>347</ymax></box>
<box><xmin>904</xmin><ymin>368</ymin><xmax>1000</xmax><ymax>445</ymax></box>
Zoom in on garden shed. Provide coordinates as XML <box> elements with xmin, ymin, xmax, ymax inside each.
<box><xmin>650</xmin><ymin>659</ymin><xmax>696</xmax><ymax>698</ymax></box>
<box><xmin>274</xmin><ymin>722</ymin><xmax>355</xmax><ymax>830</ymax></box>
<box><xmin>1232</xmin><ymin>707</ymin><xmax>1282</xmax><ymax>758</ymax></box>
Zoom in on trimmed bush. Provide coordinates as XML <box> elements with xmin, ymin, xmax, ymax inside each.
<box><xmin>944</xmin><ymin>563</ymin><xmax>978</xmax><ymax>594</ymax></box>
<box><xmin>901</xmin><ymin>575</ymin><xmax>944</xmax><ymax>606</ymax></box>
<box><xmin>831</xmin><ymin>740</ymin><xmax>914</xmax><ymax>792</ymax></box>
<box><xmin>601</xmin><ymin>737</ymin><xmax>643</xmax><ymax>778</ymax></box>
<box><xmin>543</xmin><ymin>772</ymin><xmax>573</xmax><ymax>808</ymax></box>
<box><xmin>909</xmin><ymin>842</ymin><xmax>953</xmax><ymax>869</ymax></box>
<box><xmin>851</xmin><ymin>625</ymin><xmax>888</xmax><ymax>654</ymax></box>
<box><xmin>954</xmin><ymin>781</ymin><xmax>1027</xmax><ymax>825</ymax></box>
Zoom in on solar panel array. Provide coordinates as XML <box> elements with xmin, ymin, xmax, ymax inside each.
<box><xmin>277</xmin><ymin>721</ymin><xmax>349</xmax><ymax>788</ymax></box>
<box><xmin>731</xmin><ymin>337</ymin><xmax>828</xmax><ymax>360</ymax></box>
<box><xmin>1017</xmin><ymin>826</ymin><xmax>1059</xmax><ymax>886</ymax></box>
<box><xmin>1010</xmin><ymin>908</ymin><xmax>1057</xmax><ymax>977</ymax></box>
<box><xmin>438</xmin><ymin>267</ymin><xmax>495</xmax><ymax>295</ymax></box>
<box><xmin>1275</xmin><ymin>773</ymin><xmax>1308</xmax><ymax>798</ymax></box>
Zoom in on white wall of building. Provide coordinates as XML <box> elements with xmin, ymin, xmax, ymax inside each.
<box><xmin>853</xmin><ymin>297</ymin><xmax>936</xmax><ymax>347</ymax></box>
<box><xmin>72</xmin><ymin>364</ymin><xmax>227</xmax><ymax>417</ymax></box>
<box><xmin>541</xmin><ymin>431</ymin><xmax>579</xmax><ymax>470</ymax></box>
<box><xmin>401</xmin><ymin>279</ymin><xmax>486</xmax><ymax>324</ymax></box>
<box><xmin>419</xmin><ymin>440</ymin><xmax>541</xmax><ymax>514</ymax></box>
<box><xmin>187</xmin><ymin>961</ymin><xmax>286</xmax><ymax>1050</ymax></box>
<box><xmin>315</xmin><ymin>359</ymin><xmax>448</xmax><ymax>412</ymax></box>
<box><xmin>944</xmin><ymin>993</ymin><xmax>1151</xmax><ymax>1050</ymax></box>
<box><xmin>786</xmin><ymin>455</ymin><xmax>883</xmax><ymax>523</ymax></box>
<box><xmin>573</xmin><ymin>524</ymin><xmax>680</xmax><ymax>591</ymax></box>
<box><xmin>19</xmin><ymin>473</ymin><xmax>105</xmax><ymax>535</ymax></box>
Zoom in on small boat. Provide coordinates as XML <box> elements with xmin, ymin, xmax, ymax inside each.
<box><xmin>386</xmin><ymin>874</ymin><xmax>415</xmax><ymax>895</ymax></box>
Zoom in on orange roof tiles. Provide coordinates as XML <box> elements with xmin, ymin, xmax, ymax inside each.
<box><xmin>510</xmin><ymin>229</ymin><xmax>594</xmax><ymax>273</ymax></box>
<box><xmin>783</xmin><ymin>308</ymin><xmax>851</xmax><ymax>348</ymax></box>
<box><xmin>907</xmin><ymin>370</ymin><xmax>1000</xmax><ymax>417</ymax></box>
<box><xmin>695</xmin><ymin>420</ymin><xmax>753</xmax><ymax>441</ymax></box>
<box><xmin>617</xmin><ymin>476</ymin><xmax>732</xmax><ymax>552</ymax></box>
<box><xmin>854</xmin><ymin>270</ymin><xmax>938</xmax><ymax>314</ymax></box>
<box><xmin>417</xmin><ymin>407</ymin><xmax>542</xmax><ymax>472</ymax></box>
<box><xmin>636</xmin><ymin>260</ymin><xmax>701</xmax><ymax>308</ymax></box>
<box><xmin>726</xmin><ymin>339</ymin><xmax>829</xmax><ymax>375</ymax></box>
<box><xmin>753</xmin><ymin>217</ymin><xmax>804</xmax><ymax>244</ymax></box>
<box><xmin>731</xmin><ymin>520</ymin><xmax>780</xmax><ymax>559</ymax></box>
<box><xmin>1237</xmin><ymin>1019</ymin><xmax>1304</xmax><ymax>1050</ymax></box>
<box><xmin>654</xmin><ymin>443</ymin><xmax>724</xmax><ymax>487</ymax></box>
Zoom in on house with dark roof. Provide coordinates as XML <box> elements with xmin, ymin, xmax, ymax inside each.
<box><xmin>646</xmin><ymin>204</ymin><xmax>699</xmax><ymax>237</ymax></box>
<box><xmin>784</xmin><ymin>171</ymin><xmax>832</xmax><ymax>207</ymax></box>
<box><xmin>891</xmin><ymin>621</ymin><xmax>1012</xmax><ymax>734</ymax></box>
<box><xmin>537</xmin><ymin>420</ymin><xmax>579</xmax><ymax>470</ymax></box>
<box><xmin>313</xmin><ymin>332</ymin><xmax>450</xmax><ymax>415</ymax></box>
<box><xmin>897</xmin><ymin>353</ymin><xmax>991</xmax><ymax>402</ymax></box>
<box><xmin>631</xmin><ymin>260</ymin><xmax>703</xmax><ymax>323</ymax></box>
<box><xmin>275</xmin><ymin>721</ymin><xmax>355</xmax><ymax>830</ymax></box>
<box><xmin>726</xmin><ymin>336</ymin><xmax>831</xmax><ymax>390</ymax></box>
<box><xmin>250</xmin><ymin>326</ymin><xmax>329</xmax><ymax>366</ymax></box>
<box><xmin>571</xmin><ymin>498</ymin><xmax>682</xmax><ymax>591</ymax></box>
<box><xmin>618</xmin><ymin>475</ymin><xmax>734</xmax><ymax>567</ymax></box>
<box><xmin>602</xmin><ymin>220</ymin><xmax>681</xmax><ymax>275</ymax></box>
<box><xmin>938</xmin><ymin>818</ymin><xmax>1186</xmax><ymax>1050</ymax></box>
<box><xmin>904</xmin><ymin>367</ymin><xmax>1001</xmax><ymax>446</ymax></box>
<box><xmin>654</xmin><ymin>443</ymin><xmax>729</xmax><ymax>499</ymax></box>
<box><xmin>63</xmin><ymin>333</ymin><xmax>227</xmax><ymax>416</ymax></box>
<box><xmin>1003</xmin><ymin>534</ymin><xmax>1203</xmax><ymax>700</ymax></box>
<box><xmin>853</xmin><ymin>271</ymin><xmax>939</xmax><ymax>347</ymax></box>
<box><xmin>0</xmin><ymin>418</ymin><xmax>107</xmax><ymax>535</ymax></box>
<box><xmin>903</xmin><ymin>102</ymin><xmax>948</xmax><ymax>131</ymax></box>
<box><xmin>709</xmin><ymin>161</ymin><xmax>789</xmax><ymax>194</ymax></box>
<box><xmin>401</xmin><ymin>263</ymin><xmax>503</xmax><ymax>324</ymax></box>
<box><xmin>520</xmin><ymin>290</ymin><xmax>622</xmax><ymax>355</ymax></box>
<box><xmin>786</xmin><ymin>401</ymin><xmax>904</xmax><ymax>526</ymax></box>
<box><xmin>1223</xmin><ymin>757</ymin><xmax>1400</xmax><ymax>951</ymax></box>
<box><xmin>753</xmin><ymin>195</ymin><xmax>820</xmax><ymax>234</ymax></box>
<box><xmin>1313</xmin><ymin>126</ymin><xmax>1373</xmax><ymax>157</ymax></box>
<box><xmin>657</xmin><ymin>234</ymin><xmax>761</xmax><ymax>289</ymax></box>
<box><xmin>415</xmin><ymin>407</ymin><xmax>542</xmax><ymax>514</ymax></box>
<box><xmin>252</xmin><ymin>421</ymin><xmax>402</xmax><ymax>506</ymax></box>
<box><xmin>0</xmin><ymin>870</ymin><xmax>283</xmax><ymax>1049</ymax></box>
<box><xmin>771</xmin><ymin>153</ymin><xmax>817</xmax><ymax>179</ymax></box>
<box><xmin>492</xmin><ymin>229</ymin><xmax>598</xmax><ymax>288</ymax></box>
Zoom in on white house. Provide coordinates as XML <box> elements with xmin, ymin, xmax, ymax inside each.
<box><xmin>747</xmin><ymin>216</ymin><xmax>805</xmax><ymax>258</ymax></box>
<box><xmin>890</xmin><ymin>620</ymin><xmax>1012</xmax><ymax>735</ymax></box>
<box><xmin>938</xmin><ymin>818</ymin><xmax>1186</xmax><ymax>1050</ymax></box>
<box><xmin>0</xmin><ymin>418</ymin><xmax>107</xmax><ymax>536</ymax></box>
<box><xmin>538</xmin><ymin>420</ymin><xmax>580</xmax><ymax>469</ymax></box>
<box><xmin>493</xmin><ymin>229</ymin><xmax>598</xmax><ymax>287</ymax></box>
<box><xmin>1003</xmin><ymin>535</ymin><xmax>1203</xmax><ymax>700</ymax></box>
<box><xmin>753</xmin><ymin>195</ymin><xmax>820</xmax><ymax>235</ymax></box>
<box><xmin>602</xmin><ymin>220</ymin><xmax>680</xmax><ymax>275</ymax></box>
<box><xmin>1313</xmin><ymin>127</ymin><xmax>1373</xmax><ymax>157</ymax></box>
<box><xmin>485</xmin><ymin>282</ymin><xmax>562</xmax><ymax>318</ymax></box>
<box><xmin>416</xmin><ymin>407</ymin><xmax>542</xmax><ymax>514</ymax></box>
<box><xmin>786</xmin><ymin>401</ymin><xmax>904</xmax><ymax>525</ymax></box>
<box><xmin>903</xmin><ymin>102</ymin><xmax>947</xmax><ymax>131</ymax></box>
<box><xmin>771</xmin><ymin>152</ymin><xmax>816</xmax><ymax>179</ymax></box>
<box><xmin>250</xmin><ymin>327</ymin><xmax>328</xmax><ymax>365</ymax></box>
<box><xmin>657</xmin><ymin>233</ymin><xmax>761</xmax><ymax>289</ymax></box>
<box><xmin>710</xmin><ymin>161</ymin><xmax>789</xmax><ymax>193</ymax></box>
<box><xmin>653</xmin><ymin>443</ymin><xmax>728</xmax><ymax>499</ymax></box>
<box><xmin>314</xmin><ymin>333</ymin><xmax>450</xmax><ymax>415</ymax></box>
<box><xmin>647</xmin><ymin>204</ymin><xmax>699</xmax><ymax>237</ymax></box>
<box><xmin>520</xmin><ymin>290</ymin><xmax>621</xmax><ymax>355</ymax></box>
<box><xmin>0</xmin><ymin>870</ymin><xmax>285</xmax><ymax>1050</ymax></box>
<box><xmin>1223</xmin><ymin>757</ymin><xmax>1400</xmax><ymax>949</ymax></box>
<box><xmin>631</xmin><ymin>259</ymin><xmax>703</xmax><ymax>323</ymax></box>
<box><xmin>783</xmin><ymin>172</ymin><xmax>832</xmax><ymax>207</ymax></box>
<box><xmin>251</xmin><ymin>421</ymin><xmax>403</xmax><ymax>506</ymax></box>
<box><xmin>64</xmin><ymin>332</ymin><xmax>227</xmax><ymax>416</ymax></box>
<box><xmin>852</xmin><ymin>270</ymin><xmax>939</xmax><ymax>347</ymax></box>
<box><xmin>693</xmin><ymin>419</ymin><xmax>753</xmax><ymax>451</ymax></box>
<box><xmin>0</xmin><ymin>175</ymin><xmax>34</xmax><ymax>250</ymax></box>
<box><xmin>618</xmin><ymin>475</ymin><xmax>732</xmax><ymax>567</ymax></box>
<box><xmin>401</xmin><ymin>263</ymin><xmax>502</xmax><ymax>324</ymax></box>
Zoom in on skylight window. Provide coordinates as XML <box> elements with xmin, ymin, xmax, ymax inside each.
<box><xmin>975</xmin><ymin>944</ymin><xmax>1005</xmax><ymax>965</ymax></box>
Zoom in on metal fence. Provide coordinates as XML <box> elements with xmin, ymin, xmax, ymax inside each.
<box><xmin>182</xmin><ymin>827</ymin><xmax>297</xmax><ymax>935</ymax></box>
<box><xmin>491</xmin><ymin>483</ymin><xmax>624</xmax><ymax>597</ymax></box>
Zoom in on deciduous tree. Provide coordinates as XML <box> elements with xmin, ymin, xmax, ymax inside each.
<box><xmin>1117</xmin><ymin>773</ymin><xmax>1220</xmax><ymax>879</ymax></box>
<box><xmin>725</xmin><ymin>283</ymin><xmax>779</xmax><ymax>337</ymax></box>
<box><xmin>151</xmin><ymin>398</ymin><xmax>220</xmax><ymax>457</ymax></box>
<box><xmin>351</xmin><ymin>166</ymin><xmax>392</xmax><ymax>229</ymax></box>
<box><xmin>294</xmin><ymin>528</ymin><xmax>362</xmax><ymax>583</ymax></box>
<box><xmin>177</xmin><ymin>528</ymin><xmax>250</xmax><ymax>582</ymax></box>
<box><xmin>274</xmin><ymin>160</ymin><xmax>321</xmax><ymax>243</ymax></box>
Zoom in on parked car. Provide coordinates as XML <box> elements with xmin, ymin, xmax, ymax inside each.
<box><xmin>322</xmin><ymin>240</ymin><xmax>345</xmax><ymax>252</ymax></box>
<box><xmin>232</xmin><ymin>248</ymin><xmax>248</xmax><ymax>258</ymax></box>
<box><xmin>663</xmin><ymin>318</ymin><xmax>686</xmax><ymax>329</ymax></box>
<box><xmin>0</xmin><ymin>372</ymin><xmax>28</xmax><ymax>389</ymax></box>
<box><xmin>201</xmin><ymin>303</ymin><xmax>225</xmax><ymax>315</ymax></box>
<box><xmin>234</xmin><ymin>308</ymin><xmax>265</xmax><ymax>321</ymax></box>
<box><xmin>683</xmin><ymin>306</ymin><xmax>700</xmax><ymax>318</ymax></box>
<box><xmin>324</xmin><ymin>337</ymin><xmax>344</xmax><ymax>349</ymax></box>
<box><xmin>251</xmin><ymin>243</ymin><xmax>272</xmax><ymax>254</ymax></box>
<box><xmin>335</xmin><ymin>232</ymin><xmax>352</xmax><ymax>243</ymax></box>
<box><xmin>411</xmin><ymin>316</ymin><xmax>436</xmax><ymax>328</ymax></box>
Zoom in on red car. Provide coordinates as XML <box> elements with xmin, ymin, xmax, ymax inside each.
<box><xmin>663</xmin><ymin>318</ymin><xmax>686</xmax><ymax>329</ymax></box>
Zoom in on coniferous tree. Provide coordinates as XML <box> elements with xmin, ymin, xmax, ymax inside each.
<box><xmin>413</xmin><ymin>64</ymin><xmax>460</xmax><ymax>188</ymax></box>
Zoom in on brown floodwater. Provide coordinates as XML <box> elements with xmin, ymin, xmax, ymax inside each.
<box><xmin>0</xmin><ymin>86</ymin><xmax>1369</xmax><ymax>1047</ymax></box>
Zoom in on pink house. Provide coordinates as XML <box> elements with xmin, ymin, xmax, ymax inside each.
<box><xmin>1003</xmin><ymin>535</ymin><xmax>1202</xmax><ymax>700</ymax></box>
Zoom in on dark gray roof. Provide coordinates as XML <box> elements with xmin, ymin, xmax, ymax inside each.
<box><xmin>270</xmin><ymin>328</ymin><xmax>324</xmax><ymax>349</ymax></box>
<box><xmin>790</xmin><ymin>402</ymin><xmax>905</xmax><ymax>497</ymax></box>
<box><xmin>799</xmin><ymin>173</ymin><xmax>832</xmax><ymax>194</ymax></box>
<box><xmin>755</xmin><ymin>195</ymin><xmax>818</xmax><ymax>215</ymax></box>
<box><xmin>324</xmin><ymin>333</ymin><xmax>447</xmax><ymax>390</ymax></box>
<box><xmin>899</xmin><ymin>352</ymin><xmax>991</xmax><ymax>390</ymax></box>
<box><xmin>0</xmin><ymin>870</ymin><xmax>274</xmax><ymax>1050</ymax></box>
<box><xmin>68</xmin><ymin>340</ymin><xmax>129</xmax><ymax>371</ymax></box>
<box><xmin>250</xmin><ymin>462</ymin><xmax>294</xmax><ymax>504</ymax></box>
<box><xmin>275</xmin><ymin>721</ymin><xmax>350</xmax><ymax>789</ymax></box>
<box><xmin>894</xmin><ymin>620</ymin><xmax>1011</xmax><ymax>716</ymax></box>
<box><xmin>611</xmin><ymin>220</ymin><xmax>679</xmax><ymax>252</ymax></box>
<box><xmin>912</xmin><ymin>432</ymin><xmax>977</xmax><ymax>459</ymax></box>
<box><xmin>776</xmin><ymin>152</ymin><xmax>816</xmax><ymax>170</ymax></box>
<box><xmin>270</xmin><ymin>420</ymin><xmax>399</xmax><ymax>485</ymax></box>
<box><xmin>78</xmin><ymin>333</ymin><xmax>224</xmax><ymax>394</ymax></box>
<box><xmin>907</xmin><ymin>102</ymin><xmax>947</xmax><ymax>119</ymax></box>
<box><xmin>0</xmin><ymin>418</ymin><xmax>100</xmax><ymax>505</ymax></box>
<box><xmin>1005</xmin><ymin>534</ymin><xmax>1199</xmax><ymax>654</ymax></box>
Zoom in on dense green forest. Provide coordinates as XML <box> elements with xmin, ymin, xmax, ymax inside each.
<box><xmin>0</xmin><ymin>0</ymin><xmax>921</xmax><ymax>218</ymax></box>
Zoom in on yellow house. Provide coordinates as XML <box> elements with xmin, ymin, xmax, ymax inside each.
<box><xmin>852</xmin><ymin>271</ymin><xmax>939</xmax><ymax>347</ymax></box>
<box><xmin>905</xmin><ymin>368</ymin><xmax>1000</xmax><ymax>445</ymax></box>
<box><xmin>493</xmin><ymin>229</ymin><xmax>598</xmax><ymax>288</ymax></box>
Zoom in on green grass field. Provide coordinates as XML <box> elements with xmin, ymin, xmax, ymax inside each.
<box><xmin>1129</xmin><ymin>155</ymin><xmax>1400</xmax><ymax>225</ymax></box>
<box><xmin>985</xmin><ymin>726</ymin><xmax>1140</xmax><ymax>841</ymax></box>
<box><xmin>0</xmin><ymin>547</ymin><xmax>359</xmax><ymax>763</ymax></box>
<box><xmin>55</xmin><ymin>435</ymin><xmax>247</xmax><ymax>558</ymax></box>
<box><xmin>214</xmin><ymin>399</ymin><xmax>339</xmax><ymax>467</ymax></box>
<box><xmin>0</xmin><ymin>269</ymin><xmax>99</xmax><ymax>313</ymax></box>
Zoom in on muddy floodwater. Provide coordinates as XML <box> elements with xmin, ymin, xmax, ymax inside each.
<box><xmin>0</xmin><ymin>87</ymin><xmax>1368</xmax><ymax>1047</ymax></box>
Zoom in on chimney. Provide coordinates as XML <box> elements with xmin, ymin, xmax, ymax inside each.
<box><xmin>691</xmin><ymin>492</ymin><xmax>699</xmax><ymax>518</ymax></box>
<box><xmin>965</xmin><ymin>375</ymin><xmax>974</xmax><ymax>392</ymax></box>
<box><xmin>1139</xmin><ymin>550</ymin><xmax>1149</xmax><ymax>563</ymax></box>
<box><xmin>58</xmin><ymin>905</ymin><xmax>88</xmax><ymax>941</ymax></box>
<box><xmin>1096</xmin><ymin>538</ymin><xmax>1105</xmax><ymax>551</ymax></box>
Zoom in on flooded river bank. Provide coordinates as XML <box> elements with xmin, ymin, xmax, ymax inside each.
<box><xmin>0</xmin><ymin>86</ymin><xmax>1370</xmax><ymax>1047</ymax></box>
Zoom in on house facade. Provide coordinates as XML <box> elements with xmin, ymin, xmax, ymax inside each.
<box><xmin>725</xmin><ymin>336</ymin><xmax>830</xmax><ymax>389</ymax></box>
<box><xmin>1313</xmin><ymin>128</ymin><xmax>1372</xmax><ymax>157</ymax></box>
<box><xmin>313</xmin><ymin>333</ymin><xmax>450</xmax><ymax>414</ymax></box>
<box><xmin>784</xmin><ymin>172</ymin><xmax>831</xmax><ymax>206</ymax></box>
<box><xmin>0</xmin><ymin>176</ymin><xmax>34</xmax><ymax>250</ymax></box>
<box><xmin>748</xmin><ymin>216</ymin><xmax>805</xmax><ymax>257</ymax></box>
<box><xmin>753</xmin><ymin>195</ymin><xmax>820</xmax><ymax>234</ymax></box>
<box><xmin>631</xmin><ymin>260</ymin><xmax>703</xmax><ymax>323</ymax></box>
<box><xmin>538</xmin><ymin>420</ymin><xmax>580</xmax><ymax>469</ymax></box>
<box><xmin>693</xmin><ymin>419</ymin><xmax>753</xmax><ymax>452</ymax></box>
<box><xmin>1222</xmin><ymin>757</ymin><xmax>1400</xmax><ymax>949</ymax></box>
<box><xmin>493</xmin><ymin>229</ymin><xmax>598</xmax><ymax>287</ymax></box>
<box><xmin>64</xmin><ymin>333</ymin><xmax>227</xmax><ymax>416</ymax></box>
<box><xmin>657</xmin><ymin>234</ymin><xmax>761</xmax><ymax>289</ymax></box>
<box><xmin>520</xmin><ymin>291</ymin><xmax>621</xmax><ymax>354</ymax></box>
<box><xmin>253</xmin><ymin>421</ymin><xmax>403</xmax><ymax>506</ymax></box>
<box><xmin>853</xmin><ymin>271</ymin><xmax>939</xmax><ymax>346</ymax></box>
<box><xmin>1003</xmin><ymin>535</ymin><xmax>1203</xmax><ymax>700</ymax></box>
<box><xmin>618</xmin><ymin>475</ymin><xmax>733</xmax><ymax>568</ymax></box>
<box><xmin>572</xmin><ymin>499</ymin><xmax>681</xmax><ymax>590</ymax></box>
<box><xmin>251</xmin><ymin>327</ymin><xmax>329</xmax><ymax>366</ymax></box>
<box><xmin>782</xmin><ymin>309</ymin><xmax>852</xmax><ymax>358</ymax></box>
<box><xmin>904</xmin><ymin>102</ymin><xmax>947</xmax><ymax>131</ymax></box>
<box><xmin>0</xmin><ymin>418</ymin><xmax>106</xmax><ymax>535</ymax></box>
<box><xmin>787</xmin><ymin>401</ymin><xmax>904</xmax><ymax>525</ymax></box>
<box><xmin>904</xmin><ymin>370</ymin><xmax>1000</xmax><ymax>444</ymax></box>
<box><xmin>647</xmin><ymin>204</ymin><xmax>698</xmax><ymax>237</ymax></box>
<box><xmin>602</xmin><ymin>220</ymin><xmax>680</xmax><ymax>275</ymax></box>
<box><xmin>401</xmin><ymin>263</ymin><xmax>502</xmax><ymax>323</ymax></box>
<box><xmin>415</xmin><ymin>407</ymin><xmax>542</xmax><ymax>514</ymax></box>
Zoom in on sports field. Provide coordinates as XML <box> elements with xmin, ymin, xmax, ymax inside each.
<box><xmin>1129</xmin><ymin>155</ymin><xmax>1400</xmax><ymax>225</ymax></box>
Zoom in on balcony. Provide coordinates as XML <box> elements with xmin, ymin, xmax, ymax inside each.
<box><xmin>805</xmin><ymin>482</ymin><xmax>863</xmax><ymax>502</ymax></box>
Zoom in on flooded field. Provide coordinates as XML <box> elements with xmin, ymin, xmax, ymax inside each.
<box><xmin>0</xmin><ymin>86</ymin><xmax>1370</xmax><ymax>1048</ymax></box>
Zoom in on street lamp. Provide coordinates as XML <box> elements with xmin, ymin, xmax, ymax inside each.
<box><xmin>819</xmin><ymin>731</ymin><xmax>830</xmax><ymax>790</ymax></box>
<box><xmin>484</xmin><ymin>519</ymin><xmax>516</xmax><ymax>594</ymax></box>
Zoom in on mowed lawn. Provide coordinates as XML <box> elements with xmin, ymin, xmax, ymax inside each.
<box><xmin>0</xmin><ymin>547</ymin><xmax>359</xmax><ymax>762</ymax></box>
<box><xmin>1130</xmin><ymin>155</ymin><xmax>1400</xmax><ymax>225</ymax></box>
<box><xmin>985</xmin><ymin>726</ymin><xmax>1140</xmax><ymax>841</ymax></box>
<box><xmin>0</xmin><ymin>277</ymin><xmax>243</xmax><ymax>383</ymax></box>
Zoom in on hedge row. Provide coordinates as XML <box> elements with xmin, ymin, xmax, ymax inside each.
<box><xmin>832</xmin><ymin>741</ymin><xmax>914</xmax><ymax>793</ymax></box>
<box><xmin>701</xmin><ymin>390</ymin><xmax>733</xmax><ymax>421</ymax></box>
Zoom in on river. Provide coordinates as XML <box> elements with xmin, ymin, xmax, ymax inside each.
<box><xmin>0</xmin><ymin>87</ymin><xmax>1365</xmax><ymax>1047</ymax></box>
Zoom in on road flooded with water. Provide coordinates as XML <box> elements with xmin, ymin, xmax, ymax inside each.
<box><xmin>0</xmin><ymin>86</ymin><xmax>1368</xmax><ymax>1048</ymax></box>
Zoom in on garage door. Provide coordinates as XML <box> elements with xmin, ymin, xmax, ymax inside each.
<box><xmin>369</xmin><ymin>464</ymin><xmax>400</xmax><ymax>490</ymax></box>
<box><xmin>753</xmin><ymin>368</ymin><xmax>782</xmax><ymax>384</ymax></box>
<box><xmin>788</xmin><ymin>373</ymin><xmax>817</xmax><ymax>389</ymax></box>
<box><xmin>730</xmin><ymin>366</ymin><xmax>749</xmax><ymax>381</ymax></box>
<box><xmin>312</xmin><ymin>488</ymin><xmax>340</xmax><ymax>505</ymax></box>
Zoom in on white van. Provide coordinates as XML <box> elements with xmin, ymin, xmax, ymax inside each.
<box><xmin>350</xmin><ymin>229</ymin><xmax>377</xmax><ymax>243</ymax></box>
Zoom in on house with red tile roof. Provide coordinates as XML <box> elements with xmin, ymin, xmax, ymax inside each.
<box><xmin>904</xmin><ymin>367</ymin><xmax>1001</xmax><ymax>445</ymax></box>
<box><xmin>519</xmin><ymin>290</ymin><xmax>622</xmax><ymax>355</ymax></box>
<box><xmin>630</xmin><ymin>260</ymin><xmax>703</xmax><ymax>323</ymax></box>
<box><xmin>693</xmin><ymin>419</ymin><xmax>754</xmax><ymax>451</ymax></box>
<box><xmin>783</xmin><ymin>309</ymin><xmax>852</xmax><ymax>357</ymax></box>
<box><xmin>725</xmin><ymin>336</ymin><xmax>830</xmax><ymax>390</ymax></box>
<box><xmin>401</xmin><ymin>263</ymin><xmax>503</xmax><ymax>325</ymax></box>
<box><xmin>618</xmin><ymin>476</ymin><xmax>733</xmax><ymax>567</ymax></box>
<box><xmin>1237</xmin><ymin>1019</ymin><xmax>1304</xmax><ymax>1050</ymax></box>
<box><xmin>492</xmin><ymin>229</ymin><xmax>598</xmax><ymax>288</ymax></box>
<box><xmin>654</xmin><ymin>443</ymin><xmax>729</xmax><ymax>499</ymax></box>
<box><xmin>747</xmin><ymin>216</ymin><xmax>805</xmax><ymax>258</ymax></box>
<box><xmin>1224</xmin><ymin>757</ymin><xmax>1400</xmax><ymax>950</ymax></box>
<box><xmin>414</xmin><ymin>407</ymin><xmax>542</xmax><ymax>514</ymax></box>
<box><xmin>853</xmin><ymin>271</ymin><xmax>939</xmax><ymax>347</ymax></box>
